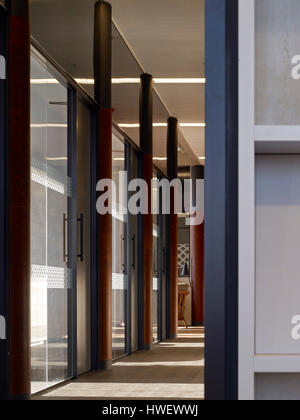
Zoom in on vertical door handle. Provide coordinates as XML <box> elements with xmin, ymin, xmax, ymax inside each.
<box><xmin>63</xmin><ymin>213</ymin><xmax>68</xmax><ymax>263</ymax></box>
<box><xmin>121</xmin><ymin>235</ymin><xmax>126</xmax><ymax>273</ymax></box>
<box><xmin>190</xmin><ymin>257</ymin><xmax>193</xmax><ymax>288</ymax></box>
<box><xmin>154</xmin><ymin>251</ymin><xmax>158</xmax><ymax>277</ymax></box>
<box><xmin>131</xmin><ymin>234</ymin><xmax>135</xmax><ymax>269</ymax></box>
<box><xmin>77</xmin><ymin>214</ymin><xmax>84</xmax><ymax>262</ymax></box>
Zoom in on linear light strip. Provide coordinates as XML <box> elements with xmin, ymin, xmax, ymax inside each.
<box><xmin>31</xmin><ymin>122</ymin><xmax>205</xmax><ymax>129</ymax></box>
<box><xmin>31</xmin><ymin>123</ymin><xmax>68</xmax><ymax>128</ymax></box>
<box><xmin>31</xmin><ymin>78</ymin><xmax>206</xmax><ymax>85</ymax></box>
<box><xmin>119</xmin><ymin>123</ymin><xmax>205</xmax><ymax>128</ymax></box>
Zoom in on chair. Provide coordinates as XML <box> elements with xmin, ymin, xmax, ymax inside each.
<box><xmin>178</xmin><ymin>284</ymin><xmax>190</xmax><ymax>329</ymax></box>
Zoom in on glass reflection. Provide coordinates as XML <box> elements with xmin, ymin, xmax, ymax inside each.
<box><xmin>112</xmin><ymin>131</ymin><xmax>128</xmax><ymax>359</ymax></box>
<box><xmin>153</xmin><ymin>174</ymin><xmax>160</xmax><ymax>343</ymax></box>
<box><xmin>30</xmin><ymin>51</ymin><xmax>72</xmax><ymax>394</ymax></box>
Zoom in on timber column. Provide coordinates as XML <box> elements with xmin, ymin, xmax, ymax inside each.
<box><xmin>167</xmin><ymin>117</ymin><xmax>178</xmax><ymax>339</ymax></box>
<box><xmin>140</xmin><ymin>73</ymin><xmax>153</xmax><ymax>350</ymax></box>
<box><xmin>9</xmin><ymin>0</ymin><xmax>31</xmax><ymax>399</ymax></box>
<box><xmin>94</xmin><ymin>0</ymin><xmax>113</xmax><ymax>370</ymax></box>
<box><xmin>190</xmin><ymin>165</ymin><xmax>205</xmax><ymax>326</ymax></box>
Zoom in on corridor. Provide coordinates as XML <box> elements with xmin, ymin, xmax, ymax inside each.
<box><xmin>34</xmin><ymin>328</ymin><xmax>204</xmax><ymax>400</ymax></box>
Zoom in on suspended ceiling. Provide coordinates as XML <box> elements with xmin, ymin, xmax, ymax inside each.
<box><xmin>108</xmin><ymin>0</ymin><xmax>205</xmax><ymax>165</ymax></box>
<box><xmin>30</xmin><ymin>0</ymin><xmax>205</xmax><ymax>173</ymax></box>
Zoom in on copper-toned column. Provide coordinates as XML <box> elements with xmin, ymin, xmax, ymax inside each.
<box><xmin>191</xmin><ymin>165</ymin><xmax>205</xmax><ymax>325</ymax></box>
<box><xmin>8</xmin><ymin>0</ymin><xmax>30</xmax><ymax>399</ymax></box>
<box><xmin>167</xmin><ymin>117</ymin><xmax>178</xmax><ymax>340</ymax></box>
<box><xmin>140</xmin><ymin>73</ymin><xmax>153</xmax><ymax>351</ymax></box>
<box><xmin>94</xmin><ymin>0</ymin><xmax>113</xmax><ymax>370</ymax></box>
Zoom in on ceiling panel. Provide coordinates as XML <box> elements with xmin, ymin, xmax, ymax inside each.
<box><xmin>109</xmin><ymin>0</ymin><xmax>205</xmax><ymax>164</ymax></box>
<box><xmin>31</xmin><ymin>0</ymin><xmax>202</xmax><ymax>171</ymax></box>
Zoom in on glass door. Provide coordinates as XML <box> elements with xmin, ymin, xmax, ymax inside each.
<box><xmin>76</xmin><ymin>97</ymin><xmax>91</xmax><ymax>375</ymax></box>
<box><xmin>112</xmin><ymin>131</ymin><xmax>128</xmax><ymax>359</ymax></box>
<box><xmin>30</xmin><ymin>50</ymin><xmax>75</xmax><ymax>394</ymax></box>
<box><xmin>128</xmin><ymin>146</ymin><xmax>141</xmax><ymax>353</ymax></box>
<box><xmin>152</xmin><ymin>173</ymin><xmax>160</xmax><ymax>343</ymax></box>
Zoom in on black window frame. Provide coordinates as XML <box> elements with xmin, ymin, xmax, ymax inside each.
<box><xmin>0</xmin><ymin>1</ymin><xmax>9</xmax><ymax>401</ymax></box>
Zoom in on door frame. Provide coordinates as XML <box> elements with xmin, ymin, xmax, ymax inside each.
<box><xmin>204</xmin><ymin>0</ymin><xmax>239</xmax><ymax>400</ymax></box>
<box><xmin>0</xmin><ymin>1</ymin><xmax>8</xmax><ymax>400</ymax></box>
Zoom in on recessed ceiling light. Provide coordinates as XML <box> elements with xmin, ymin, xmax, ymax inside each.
<box><xmin>77</xmin><ymin>78</ymin><xmax>206</xmax><ymax>85</ymax></box>
<box><xmin>154</xmin><ymin>78</ymin><xmax>206</xmax><ymax>84</ymax></box>
<box><xmin>46</xmin><ymin>157</ymin><xmax>68</xmax><ymax>161</ymax></box>
<box><xmin>118</xmin><ymin>123</ymin><xmax>168</xmax><ymax>128</ymax></box>
<box><xmin>153</xmin><ymin>157</ymin><xmax>167</xmax><ymax>161</ymax></box>
<box><xmin>180</xmin><ymin>123</ymin><xmax>206</xmax><ymax>128</ymax></box>
<box><xmin>31</xmin><ymin>123</ymin><xmax>68</xmax><ymax>128</ymax></box>
<box><xmin>74</xmin><ymin>78</ymin><xmax>95</xmax><ymax>85</ymax></box>
<box><xmin>112</xmin><ymin>78</ymin><xmax>140</xmax><ymax>84</ymax></box>
<box><xmin>32</xmin><ymin>78</ymin><xmax>206</xmax><ymax>86</ymax></box>
<box><xmin>119</xmin><ymin>123</ymin><xmax>205</xmax><ymax>128</ymax></box>
<box><xmin>118</xmin><ymin>123</ymin><xmax>140</xmax><ymax>128</ymax></box>
<box><xmin>31</xmin><ymin>79</ymin><xmax>58</xmax><ymax>84</ymax></box>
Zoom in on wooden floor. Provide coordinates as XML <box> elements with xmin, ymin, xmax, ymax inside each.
<box><xmin>33</xmin><ymin>327</ymin><xmax>204</xmax><ymax>400</ymax></box>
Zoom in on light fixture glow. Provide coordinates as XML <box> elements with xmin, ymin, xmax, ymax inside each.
<box><xmin>46</xmin><ymin>157</ymin><xmax>68</xmax><ymax>161</ymax></box>
<box><xmin>76</xmin><ymin>78</ymin><xmax>206</xmax><ymax>85</ymax></box>
<box><xmin>180</xmin><ymin>123</ymin><xmax>206</xmax><ymax>128</ymax></box>
<box><xmin>118</xmin><ymin>123</ymin><xmax>140</xmax><ymax>128</ymax></box>
<box><xmin>153</xmin><ymin>157</ymin><xmax>167</xmax><ymax>161</ymax></box>
<box><xmin>199</xmin><ymin>156</ymin><xmax>206</xmax><ymax>160</ymax></box>
<box><xmin>31</xmin><ymin>79</ymin><xmax>58</xmax><ymax>84</ymax></box>
<box><xmin>32</xmin><ymin>78</ymin><xmax>206</xmax><ymax>86</ymax></box>
<box><xmin>75</xmin><ymin>78</ymin><xmax>95</xmax><ymax>85</ymax></box>
<box><xmin>31</xmin><ymin>123</ymin><xmax>68</xmax><ymax>128</ymax></box>
<box><xmin>112</xmin><ymin>78</ymin><xmax>140</xmax><ymax>84</ymax></box>
<box><xmin>118</xmin><ymin>122</ymin><xmax>205</xmax><ymax>129</ymax></box>
<box><xmin>154</xmin><ymin>78</ymin><xmax>206</xmax><ymax>84</ymax></box>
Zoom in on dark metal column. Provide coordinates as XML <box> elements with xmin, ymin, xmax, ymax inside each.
<box><xmin>8</xmin><ymin>0</ymin><xmax>30</xmax><ymax>399</ymax></box>
<box><xmin>167</xmin><ymin>117</ymin><xmax>178</xmax><ymax>340</ymax></box>
<box><xmin>190</xmin><ymin>165</ymin><xmax>205</xmax><ymax>326</ymax></box>
<box><xmin>94</xmin><ymin>0</ymin><xmax>113</xmax><ymax>370</ymax></box>
<box><xmin>140</xmin><ymin>73</ymin><xmax>153</xmax><ymax>351</ymax></box>
<box><xmin>205</xmin><ymin>0</ymin><xmax>239</xmax><ymax>400</ymax></box>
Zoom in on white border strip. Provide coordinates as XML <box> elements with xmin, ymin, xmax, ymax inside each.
<box><xmin>239</xmin><ymin>0</ymin><xmax>256</xmax><ymax>400</ymax></box>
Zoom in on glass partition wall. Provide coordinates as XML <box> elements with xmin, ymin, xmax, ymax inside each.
<box><xmin>30</xmin><ymin>50</ymin><xmax>75</xmax><ymax>394</ymax></box>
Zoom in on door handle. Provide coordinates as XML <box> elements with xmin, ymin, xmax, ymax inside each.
<box><xmin>77</xmin><ymin>214</ymin><xmax>84</xmax><ymax>262</ymax></box>
<box><xmin>121</xmin><ymin>235</ymin><xmax>126</xmax><ymax>274</ymax></box>
<box><xmin>131</xmin><ymin>234</ymin><xmax>135</xmax><ymax>269</ymax></box>
<box><xmin>154</xmin><ymin>251</ymin><xmax>158</xmax><ymax>277</ymax></box>
<box><xmin>63</xmin><ymin>213</ymin><xmax>68</xmax><ymax>263</ymax></box>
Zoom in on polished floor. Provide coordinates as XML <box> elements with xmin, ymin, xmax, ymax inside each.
<box><xmin>33</xmin><ymin>327</ymin><xmax>204</xmax><ymax>400</ymax></box>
